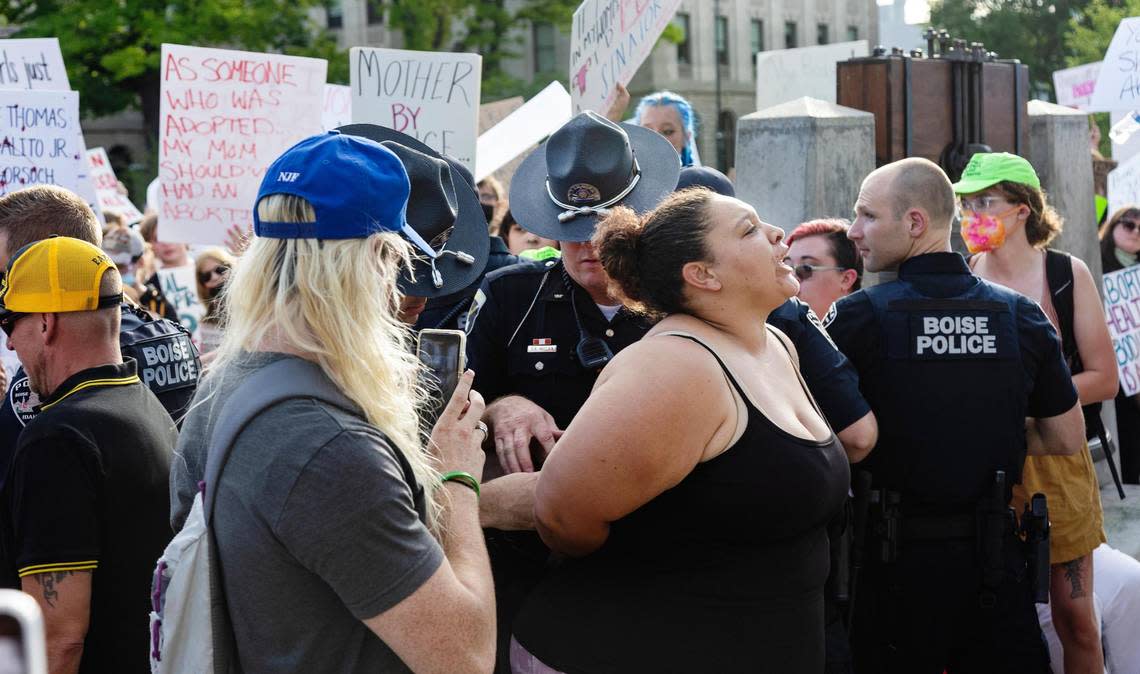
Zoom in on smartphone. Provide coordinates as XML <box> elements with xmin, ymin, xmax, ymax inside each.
<box><xmin>416</xmin><ymin>329</ymin><xmax>466</xmax><ymax>425</ymax></box>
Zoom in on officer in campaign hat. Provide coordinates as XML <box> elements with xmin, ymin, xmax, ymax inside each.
<box><xmin>826</xmin><ymin>157</ymin><xmax>1087</xmax><ymax>672</ymax></box>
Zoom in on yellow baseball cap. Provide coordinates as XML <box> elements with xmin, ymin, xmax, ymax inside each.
<box><xmin>0</xmin><ymin>237</ymin><xmax>122</xmax><ymax>316</ymax></box>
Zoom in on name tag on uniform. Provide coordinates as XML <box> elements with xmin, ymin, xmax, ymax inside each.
<box><xmin>528</xmin><ymin>338</ymin><xmax>557</xmax><ymax>353</ymax></box>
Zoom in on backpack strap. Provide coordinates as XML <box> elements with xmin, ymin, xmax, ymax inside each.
<box><xmin>200</xmin><ymin>356</ymin><xmax>358</xmax><ymax>673</ymax></box>
<box><xmin>1045</xmin><ymin>249</ymin><xmax>1077</xmax><ymax>365</ymax></box>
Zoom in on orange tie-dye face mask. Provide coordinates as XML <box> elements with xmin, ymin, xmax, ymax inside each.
<box><xmin>959</xmin><ymin>205</ymin><xmax>1020</xmax><ymax>255</ymax></box>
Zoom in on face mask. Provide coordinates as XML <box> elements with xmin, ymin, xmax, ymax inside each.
<box><xmin>121</xmin><ymin>273</ymin><xmax>135</xmax><ymax>287</ymax></box>
<box><xmin>959</xmin><ymin>205</ymin><xmax>1020</xmax><ymax>254</ymax></box>
<box><xmin>481</xmin><ymin>202</ymin><xmax>495</xmax><ymax>222</ymax></box>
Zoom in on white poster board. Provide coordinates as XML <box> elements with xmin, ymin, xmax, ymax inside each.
<box><xmin>0</xmin><ymin>90</ymin><xmax>81</xmax><ymax>197</ymax></box>
<box><xmin>0</xmin><ymin>38</ymin><xmax>69</xmax><ymax>90</ymax></box>
<box><xmin>756</xmin><ymin>40</ymin><xmax>869</xmax><ymax>111</ymax></box>
<box><xmin>155</xmin><ymin>265</ymin><xmax>205</xmax><ymax>342</ymax></box>
<box><xmin>1091</xmin><ymin>18</ymin><xmax>1140</xmax><ymax>112</ymax></box>
<box><xmin>1053</xmin><ymin>62</ymin><xmax>1102</xmax><ymax>111</ymax></box>
<box><xmin>351</xmin><ymin>47</ymin><xmax>481</xmax><ymax>170</ymax></box>
<box><xmin>1108</xmin><ymin>152</ymin><xmax>1140</xmax><ymax>219</ymax></box>
<box><xmin>570</xmin><ymin>0</ymin><xmax>684</xmax><ymax>114</ymax></box>
<box><xmin>322</xmin><ymin>84</ymin><xmax>352</xmax><ymax>131</ymax></box>
<box><xmin>158</xmin><ymin>44</ymin><xmax>327</xmax><ymax>245</ymax></box>
<box><xmin>87</xmin><ymin>147</ymin><xmax>143</xmax><ymax>222</ymax></box>
<box><xmin>1102</xmin><ymin>266</ymin><xmax>1140</xmax><ymax>394</ymax></box>
<box><xmin>476</xmin><ymin>82</ymin><xmax>571</xmax><ymax>182</ymax></box>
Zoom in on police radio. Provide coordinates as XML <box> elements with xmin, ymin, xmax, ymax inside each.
<box><xmin>416</xmin><ymin>329</ymin><xmax>466</xmax><ymax>426</ymax></box>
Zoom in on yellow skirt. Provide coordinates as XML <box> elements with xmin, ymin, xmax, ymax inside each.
<box><xmin>1012</xmin><ymin>443</ymin><xmax>1106</xmax><ymax>565</ymax></box>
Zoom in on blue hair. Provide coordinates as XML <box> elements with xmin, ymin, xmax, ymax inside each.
<box><xmin>634</xmin><ymin>90</ymin><xmax>697</xmax><ymax>167</ymax></box>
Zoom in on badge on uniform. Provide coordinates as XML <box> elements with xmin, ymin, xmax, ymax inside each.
<box><xmin>528</xmin><ymin>338</ymin><xmax>557</xmax><ymax>353</ymax></box>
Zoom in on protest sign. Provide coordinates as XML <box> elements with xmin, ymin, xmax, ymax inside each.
<box><xmin>1091</xmin><ymin>18</ymin><xmax>1140</xmax><ymax>112</ymax></box>
<box><xmin>479</xmin><ymin>96</ymin><xmax>523</xmax><ymax>134</ymax></box>
<box><xmin>570</xmin><ymin>0</ymin><xmax>684</xmax><ymax>114</ymax></box>
<box><xmin>476</xmin><ymin>82</ymin><xmax>571</xmax><ymax>182</ymax></box>
<box><xmin>0</xmin><ymin>89</ymin><xmax>82</xmax><ymax>197</ymax></box>
<box><xmin>1053</xmin><ymin>62</ymin><xmax>1102</xmax><ymax>111</ymax></box>
<box><xmin>0</xmin><ymin>38</ymin><xmax>69</xmax><ymax>91</ymax></box>
<box><xmin>156</xmin><ymin>265</ymin><xmax>206</xmax><ymax>342</ymax></box>
<box><xmin>1108</xmin><ymin>152</ymin><xmax>1140</xmax><ymax>220</ymax></box>
<box><xmin>87</xmin><ymin>147</ymin><xmax>143</xmax><ymax>222</ymax></box>
<box><xmin>756</xmin><ymin>40</ymin><xmax>869</xmax><ymax>111</ymax></box>
<box><xmin>1103</xmin><ymin>265</ymin><xmax>1140</xmax><ymax>394</ymax></box>
<box><xmin>322</xmin><ymin>83</ymin><xmax>352</xmax><ymax>131</ymax></box>
<box><xmin>158</xmin><ymin>44</ymin><xmax>327</xmax><ymax>245</ymax></box>
<box><xmin>351</xmin><ymin>47</ymin><xmax>481</xmax><ymax>170</ymax></box>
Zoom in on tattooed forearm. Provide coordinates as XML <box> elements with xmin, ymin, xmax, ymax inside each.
<box><xmin>1063</xmin><ymin>558</ymin><xmax>1086</xmax><ymax>599</ymax></box>
<box><xmin>32</xmin><ymin>571</ymin><xmax>75</xmax><ymax>609</ymax></box>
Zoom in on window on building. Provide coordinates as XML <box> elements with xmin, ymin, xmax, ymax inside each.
<box><xmin>817</xmin><ymin>23</ymin><xmax>829</xmax><ymax>45</ymax></box>
<box><xmin>366</xmin><ymin>0</ymin><xmax>382</xmax><ymax>25</ymax></box>
<box><xmin>715</xmin><ymin>15</ymin><xmax>729</xmax><ymax>66</ymax></box>
<box><xmin>750</xmin><ymin>19</ymin><xmax>764</xmax><ymax>65</ymax></box>
<box><xmin>785</xmin><ymin>21</ymin><xmax>798</xmax><ymax>49</ymax></box>
<box><xmin>675</xmin><ymin>13</ymin><xmax>692</xmax><ymax>65</ymax></box>
<box><xmin>327</xmin><ymin>0</ymin><xmax>343</xmax><ymax>29</ymax></box>
<box><xmin>533</xmin><ymin>22</ymin><xmax>556</xmax><ymax>74</ymax></box>
<box><xmin>847</xmin><ymin>25</ymin><xmax>859</xmax><ymax>41</ymax></box>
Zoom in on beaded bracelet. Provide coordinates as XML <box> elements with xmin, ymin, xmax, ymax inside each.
<box><xmin>440</xmin><ymin>470</ymin><xmax>480</xmax><ymax>498</ymax></box>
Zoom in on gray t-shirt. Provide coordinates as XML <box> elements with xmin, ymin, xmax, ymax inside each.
<box><xmin>170</xmin><ymin>353</ymin><xmax>444</xmax><ymax>673</ymax></box>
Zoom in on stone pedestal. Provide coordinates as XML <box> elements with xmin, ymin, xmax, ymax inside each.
<box><xmin>734</xmin><ymin>97</ymin><xmax>875</xmax><ymax>232</ymax></box>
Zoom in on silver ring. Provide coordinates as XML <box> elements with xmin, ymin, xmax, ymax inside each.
<box><xmin>476</xmin><ymin>421</ymin><xmax>489</xmax><ymax>439</ymax></box>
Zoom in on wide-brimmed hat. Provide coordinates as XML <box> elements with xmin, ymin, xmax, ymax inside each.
<box><xmin>509</xmin><ymin>111</ymin><xmax>681</xmax><ymax>242</ymax></box>
<box><xmin>338</xmin><ymin>124</ymin><xmax>489</xmax><ymax>297</ymax></box>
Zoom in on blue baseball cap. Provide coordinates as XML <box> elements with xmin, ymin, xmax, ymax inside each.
<box><xmin>253</xmin><ymin>132</ymin><xmax>432</xmax><ymax>259</ymax></box>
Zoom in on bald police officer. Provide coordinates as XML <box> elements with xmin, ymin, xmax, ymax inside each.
<box><xmin>826</xmin><ymin>158</ymin><xmax>1085</xmax><ymax>673</ymax></box>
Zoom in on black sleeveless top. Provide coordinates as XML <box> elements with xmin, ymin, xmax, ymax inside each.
<box><xmin>513</xmin><ymin>332</ymin><xmax>850</xmax><ymax>673</ymax></box>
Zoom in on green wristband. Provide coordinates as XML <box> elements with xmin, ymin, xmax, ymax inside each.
<box><xmin>440</xmin><ymin>471</ymin><xmax>480</xmax><ymax>499</ymax></box>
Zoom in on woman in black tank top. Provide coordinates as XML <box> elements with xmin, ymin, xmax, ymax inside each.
<box><xmin>511</xmin><ymin>190</ymin><xmax>850</xmax><ymax>673</ymax></box>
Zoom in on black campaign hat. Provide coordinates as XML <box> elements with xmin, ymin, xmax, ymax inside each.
<box><xmin>337</xmin><ymin>124</ymin><xmax>489</xmax><ymax>297</ymax></box>
<box><xmin>509</xmin><ymin>111</ymin><xmax>681</xmax><ymax>243</ymax></box>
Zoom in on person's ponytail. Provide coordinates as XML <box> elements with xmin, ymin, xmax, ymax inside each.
<box><xmin>595</xmin><ymin>206</ymin><xmax>646</xmax><ymax>308</ymax></box>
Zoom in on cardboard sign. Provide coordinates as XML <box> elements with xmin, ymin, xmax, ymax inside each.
<box><xmin>1091</xmin><ymin>18</ymin><xmax>1140</xmax><ymax>112</ymax></box>
<box><xmin>1053</xmin><ymin>62</ymin><xmax>1102</xmax><ymax>111</ymax></box>
<box><xmin>0</xmin><ymin>38</ymin><xmax>69</xmax><ymax>91</ymax></box>
<box><xmin>570</xmin><ymin>0</ymin><xmax>683</xmax><ymax>114</ymax></box>
<box><xmin>87</xmin><ymin>147</ymin><xmax>143</xmax><ymax>222</ymax></box>
<box><xmin>158</xmin><ymin>44</ymin><xmax>327</xmax><ymax>245</ymax></box>
<box><xmin>351</xmin><ymin>47</ymin><xmax>481</xmax><ymax>169</ymax></box>
<box><xmin>0</xmin><ymin>89</ymin><xmax>82</xmax><ymax>197</ymax></box>
<box><xmin>756</xmin><ymin>40</ymin><xmax>869</xmax><ymax>111</ymax></box>
<box><xmin>1108</xmin><ymin>152</ymin><xmax>1140</xmax><ymax>220</ymax></box>
<box><xmin>322</xmin><ymin>83</ymin><xmax>352</xmax><ymax>131</ymax></box>
<box><xmin>476</xmin><ymin>82</ymin><xmax>571</xmax><ymax>182</ymax></box>
<box><xmin>1102</xmin><ymin>265</ymin><xmax>1140</xmax><ymax>394</ymax></box>
<box><xmin>479</xmin><ymin>96</ymin><xmax>523</xmax><ymax>134</ymax></box>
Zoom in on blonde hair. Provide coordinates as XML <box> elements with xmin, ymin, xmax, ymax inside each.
<box><xmin>210</xmin><ymin>194</ymin><xmax>441</xmax><ymax>522</ymax></box>
<box><xmin>195</xmin><ymin>247</ymin><xmax>235</xmax><ymax>323</ymax></box>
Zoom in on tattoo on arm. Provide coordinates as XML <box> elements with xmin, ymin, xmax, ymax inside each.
<box><xmin>1062</xmin><ymin>558</ymin><xmax>1086</xmax><ymax>599</ymax></box>
<box><xmin>33</xmin><ymin>571</ymin><xmax>75</xmax><ymax>610</ymax></box>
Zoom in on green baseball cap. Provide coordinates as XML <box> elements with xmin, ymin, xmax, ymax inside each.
<box><xmin>952</xmin><ymin>152</ymin><xmax>1041</xmax><ymax>194</ymax></box>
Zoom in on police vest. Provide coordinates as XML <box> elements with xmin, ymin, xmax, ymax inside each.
<box><xmin>861</xmin><ymin>281</ymin><xmax>1028</xmax><ymax>510</ymax></box>
<box><xmin>119</xmin><ymin>304</ymin><xmax>200</xmax><ymax>422</ymax></box>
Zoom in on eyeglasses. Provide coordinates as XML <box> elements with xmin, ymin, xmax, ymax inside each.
<box><xmin>0</xmin><ymin>312</ymin><xmax>28</xmax><ymax>338</ymax></box>
<box><xmin>197</xmin><ymin>265</ymin><xmax>229</xmax><ymax>284</ymax></box>
<box><xmin>958</xmin><ymin>195</ymin><xmax>1007</xmax><ymax>213</ymax></box>
<box><xmin>1118</xmin><ymin>220</ymin><xmax>1140</xmax><ymax>233</ymax></box>
<box><xmin>792</xmin><ymin>263</ymin><xmax>847</xmax><ymax>281</ymax></box>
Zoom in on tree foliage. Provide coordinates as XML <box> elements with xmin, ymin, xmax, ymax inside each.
<box><xmin>928</xmin><ymin>0</ymin><xmax>1090</xmax><ymax>98</ymax></box>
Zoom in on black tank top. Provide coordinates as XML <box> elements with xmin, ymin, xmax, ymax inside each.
<box><xmin>513</xmin><ymin>332</ymin><xmax>850</xmax><ymax>674</ymax></box>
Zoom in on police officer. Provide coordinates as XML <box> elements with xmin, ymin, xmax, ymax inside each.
<box><xmin>336</xmin><ymin>124</ymin><xmax>500</xmax><ymax>330</ymax></box>
<box><xmin>826</xmin><ymin>157</ymin><xmax>1086</xmax><ymax>673</ymax></box>
<box><xmin>0</xmin><ymin>187</ymin><xmax>199</xmax><ymax>477</ymax></box>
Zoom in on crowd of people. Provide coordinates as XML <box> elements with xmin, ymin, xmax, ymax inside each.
<box><xmin>0</xmin><ymin>86</ymin><xmax>1136</xmax><ymax>674</ymax></box>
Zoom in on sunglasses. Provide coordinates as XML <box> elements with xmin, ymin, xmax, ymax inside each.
<box><xmin>0</xmin><ymin>312</ymin><xmax>28</xmax><ymax>338</ymax></box>
<box><xmin>1118</xmin><ymin>220</ymin><xmax>1140</xmax><ymax>233</ymax></box>
<box><xmin>198</xmin><ymin>265</ymin><xmax>230</xmax><ymax>284</ymax></box>
<box><xmin>792</xmin><ymin>264</ymin><xmax>847</xmax><ymax>281</ymax></box>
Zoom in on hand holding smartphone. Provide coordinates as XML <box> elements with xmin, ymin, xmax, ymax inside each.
<box><xmin>417</xmin><ymin>329</ymin><xmax>467</xmax><ymax>426</ymax></box>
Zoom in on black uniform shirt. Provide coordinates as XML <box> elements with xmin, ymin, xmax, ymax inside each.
<box><xmin>465</xmin><ymin>258</ymin><xmax>652</xmax><ymax>429</ymax></box>
<box><xmin>769</xmin><ymin>297</ymin><xmax>870</xmax><ymax>433</ymax></box>
<box><xmin>0</xmin><ymin>360</ymin><xmax>175</xmax><ymax>674</ymax></box>
<box><xmin>415</xmin><ymin>236</ymin><xmax>519</xmax><ymax>332</ymax></box>
<box><xmin>826</xmin><ymin>252</ymin><xmax>1077</xmax><ymax>507</ymax></box>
